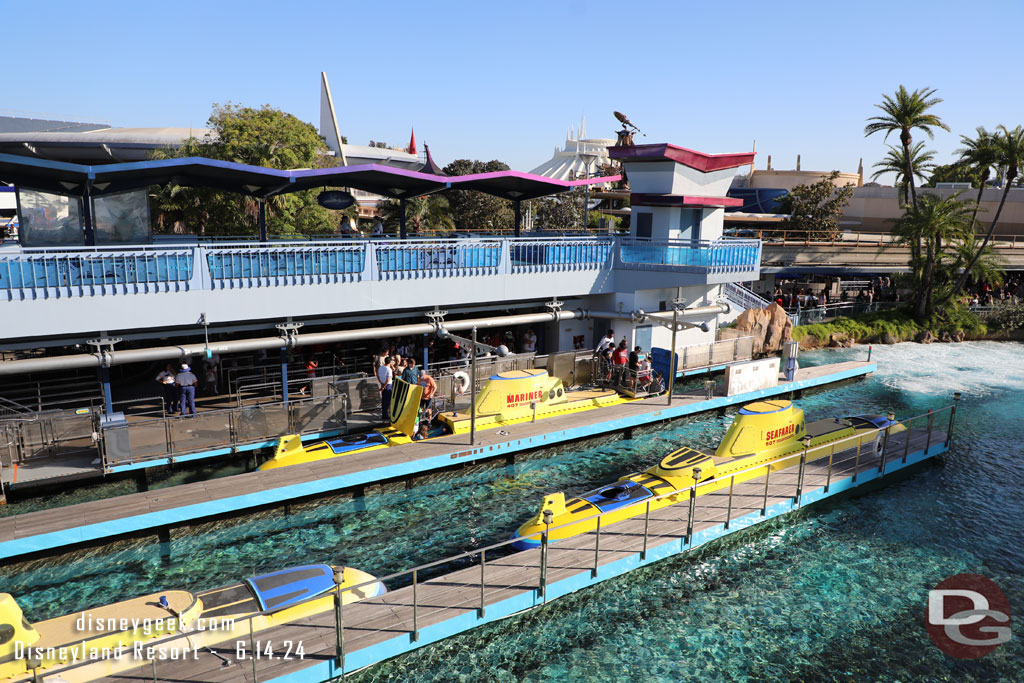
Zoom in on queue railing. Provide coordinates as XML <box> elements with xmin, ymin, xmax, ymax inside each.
<box><xmin>99</xmin><ymin>393</ymin><xmax>349</xmax><ymax>469</ymax></box>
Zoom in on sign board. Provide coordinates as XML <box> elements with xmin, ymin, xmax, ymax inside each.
<box><xmin>723</xmin><ymin>357</ymin><xmax>780</xmax><ymax>397</ymax></box>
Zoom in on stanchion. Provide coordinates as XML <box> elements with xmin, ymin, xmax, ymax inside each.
<box><xmin>539</xmin><ymin>509</ymin><xmax>552</xmax><ymax>600</ymax></box>
<box><xmin>879</xmin><ymin>412</ymin><xmax>895</xmax><ymax>475</ymax></box>
<box><xmin>946</xmin><ymin>392</ymin><xmax>961</xmax><ymax>448</ymax></box>
<box><xmin>686</xmin><ymin>467</ymin><xmax>701</xmax><ymax>544</ymax></box>
<box><xmin>795</xmin><ymin>436</ymin><xmax>810</xmax><ymax>505</ymax></box>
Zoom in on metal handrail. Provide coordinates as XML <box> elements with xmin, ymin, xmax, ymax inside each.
<box><xmin>100</xmin><ymin>392</ymin><xmax>350</xmax><ymax>469</ymax></box>
<box><xmin>753</xmin><ymin>228</ymin><xmax>1024</xmax><ymax>248</ymax></box>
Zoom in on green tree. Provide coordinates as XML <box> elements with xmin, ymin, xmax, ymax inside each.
<box><xmin>442</xmin><ymin>159</ymin><xmax>514</xmax><ymax>231</ymax></box>
<box><xmin>151</xmin><ymin>103</ymin><xmax>353</xmax><ymax>237</ymax></box>
<box><xmin>947</xmin><ymin>124</ymin><xmax>1024</xmax><ymax>300</ymax></box>
<box><xmin>376</xmin><ymin>194</ymin><xmax>454</xmax><ymax>234</ymax></box>
<box><xmin>922</xmin><ymin>162</ymin><xmax>983</xmax><ymax>188</ymax></box>
<box><xmin>865</xmin><ymin>86</ymin><xmax>950</xmax><ymax>210</ymax></box>
<box><xmin>774</xmin><ymin>171</ymin><xmax>855</xmax><ymax>239</ymax></box>
<box><xmin>535</xmin><ymin>189</ymin><xmax>585</xmax><ymax>230</ymax></box>
<box><xmin>952</xmin><ymin>126</ymin><xmax>998</xmax><ymax>230</ymax></box>
<box><xmin>871</xmin><ymin>142</ymin><xmax>935</xmax><ymax>205</ymax></box>
<box><xmin>892</xmin><ymin>192</ymin><xmax>976</xmax><ymax>317</ymax></box>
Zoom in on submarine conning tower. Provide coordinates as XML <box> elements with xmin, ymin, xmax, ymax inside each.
<box><xmin>715</xmin><ymin>400</ymin><xmax>806</xmax><ymax>459</ymax></box>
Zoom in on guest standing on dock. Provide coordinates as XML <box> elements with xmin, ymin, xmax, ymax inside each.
<box><xmin>402</xmin><ymin>358</ymin><xmax>421</xmax><ymax>385</ymax></box>
<box><xmin>418</xmin><ymin>371</ymin><xmax>437</xmax><ymax>416</ymax></box>
<box><xmin>594</xmin><ymin>329</ymin><xmax>615</xmax><ymax>357</ymax></box>
<box><xmin>156</xmin><ymin>363</ymin><xmax>178</xmax><ymax>414</ymax></box>
<box><xmin>176</xmin><ymin>364</ymin><xmax>199</xmax><ymax>416</ymax></box>
<box><xmin>377</xmin><ymin>355</ymin><xmax>394</xmax><ymax>423</ymax></box>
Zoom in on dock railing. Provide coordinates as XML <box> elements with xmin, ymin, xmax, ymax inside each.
<box><xmin>99</xmin><ymin>393</ymin><xmax>349</xmax><ymax>469</ymax></box>
<box><xmin>39</xmin><ymin>403</ymin><xmax>955</xmax><ymax>683</ymax></box>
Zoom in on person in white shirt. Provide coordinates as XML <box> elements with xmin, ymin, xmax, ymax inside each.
<box><xmin>156</xmin><ymin>363</ymin><xmax>178</xmax><ymax>413</ymax></box>
<box><xmin>522</xmin><ymin>328</ymin><xmax>537</xmax><ymax>354</ymax></box>
<box><xmin>377</xmin><ymin>356</ymin><xmax>394</xmax><ymax>423</ymax></box>
<box><xmin>594</xmin><ymin>329</ymin><xmax>615</xmax><ymax>357</ymax></box>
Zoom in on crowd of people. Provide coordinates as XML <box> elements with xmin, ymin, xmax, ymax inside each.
<box><xmin>770</xmin><ymin>276</ymin><xmax>902</xmax><ymax>312</ymax></box>
<box><xmin>965</xmin><ymin>275</ymin><xmax>1024</xmax><ymax>307</ymax></box>
<box><xmin>593</xmin><ymin>329</ymin><xmax>663</xmax><ymax>395</ymax></box>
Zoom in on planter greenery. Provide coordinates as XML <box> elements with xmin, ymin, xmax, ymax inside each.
<box><xmin>792</xmin><ymin>306</ymin><xmax>987</xmax><ymax>346</ymax></box>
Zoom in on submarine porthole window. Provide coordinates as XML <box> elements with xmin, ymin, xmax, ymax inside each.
<box><xmin>549</xmin><ymin>390</ymin><xmax>556</xmax><ymax>400</ymax></box>
<box><xmin>0</xmin><ymin>624</ymin><xmax>15</xmax><ymax>645</ymax></box>
<box><xmin>21</xmin><ymin>617</ymin><xmax>31</xmax><ymax>631</ymax></box>
<box><xmin>556</xmin><ymin>388</ymin><xmax>563</xmax><ymax>397</ymax></box>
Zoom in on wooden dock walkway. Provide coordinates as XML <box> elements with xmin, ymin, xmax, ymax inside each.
<box><xmin>92</xmin><ymin>425</ymin><xmax>947</xmax><ymax>683</ymax></box>
<box><xmin>0</xmin><ymin>361</ymin><xmax>874</xmax><ymax>559</ymax></box>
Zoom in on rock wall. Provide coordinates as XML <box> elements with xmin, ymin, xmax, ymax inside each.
<box><xmin>720</xmin><ymin>303</ymin><xmax>793</xmax><ymax>355</ymax></box>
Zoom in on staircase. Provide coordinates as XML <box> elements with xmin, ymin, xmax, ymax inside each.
<box><xmin>724</xmin><ymin>282</ymin><xmax>772</xmax><ymax>313</ymax></box>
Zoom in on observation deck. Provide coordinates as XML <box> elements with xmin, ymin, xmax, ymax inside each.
<box><xmin>0</xmin><ymin>235</ymin><xmax>761</xmax><ymax>342</ymax></box>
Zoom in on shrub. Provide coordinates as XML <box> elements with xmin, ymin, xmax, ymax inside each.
<box><xmin>793</xmin><ymin>305</ymin><xmax>986</xmax><ymax>344</ymax></box>
<box><xmin>979</xmin><ymin>303</ymin><xmax>1024</xmax><ymax>331</ymax></box>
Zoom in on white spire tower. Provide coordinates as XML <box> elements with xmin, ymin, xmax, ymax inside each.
<box><xmin>319</xmin><ymin>71</ymin><xmax>347</xmax><ymax>166</ymax></box>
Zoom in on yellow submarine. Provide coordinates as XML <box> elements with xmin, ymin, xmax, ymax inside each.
<box><xmin>0</xmin><ymin>564</ymin><xmax>383</xmax><ymax>682</ymax></box>
<box><xmin>512</xmin><ymin>400</ymin><xmax>904</xmax><ymax>549</ymax></box>
<box><xmin>437</xmin><ymin>369</ymin><xmax>627</xmax><ymax>434</ymax></box>
<box><xmin>260</xmin><ymin>369</ymin><xmax>632</xmax><ymax>470</ymax></box>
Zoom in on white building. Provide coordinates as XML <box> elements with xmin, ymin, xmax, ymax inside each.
<box><xmin>529</xmin><ymin>116</ymin><xmax>616</xmax><ymax>181</ymax></box>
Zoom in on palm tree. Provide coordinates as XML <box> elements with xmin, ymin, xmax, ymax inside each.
<box><xmin>407</xmin><ymin>195</ymin><xmax>454</xmax><ymax>233</ymax></box>
<box><xmin>892</xmin><ymin>192</ymin><xmax>975</xmax><ymax>318</ymax></box>
<box><xmin>376</xmin><ymin>195</ymin><xmax>455</xmax><ymax>234</ymax></box>
<box><xmin>948</xmin><ymin>124</ymin><xmax>1024</xmax><ymax>299</ymax></box>
<box><xmin>865</xmin><ymin>86</ymin><xmax>950</xmax><ymax>210</ymax></box>
<box><xmin>948</xmin><ymin>232</ymin><xmax>1005</xmax><ymax>294</ymax></box>
<box><xmin>955</xmin><ymin>126</ymin><xmax>998</xmax><ymax>229</ymax></box>
<box><xmin>871</xmin><ymin>142</ymin><xmax>936</xmax><ymax>206</ymax></box>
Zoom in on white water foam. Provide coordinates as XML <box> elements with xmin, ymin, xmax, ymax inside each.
<box><xmin>810</xmin><ymin>341</ymin><xmax>1024</xmax><ymax>398</ymax></box>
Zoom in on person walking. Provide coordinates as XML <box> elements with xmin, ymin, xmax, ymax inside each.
<box><xmin>594</xmin><ymin>329</ymin><xmax>615</xmax><ymax>357</ymax></box>
<box><xmin>156</xmin><ymin>363</ymin><xmax>178</xmax><ymax>414</ymax></box>
<box><xmin>175</xmin><ymin>363</ymin><xmax>199</xmax><ymax>416</ymax></box>
<box><xmin>377</xmin><ymin>355</ymin><xmax>394</xmax><ymax>424</ymax></box>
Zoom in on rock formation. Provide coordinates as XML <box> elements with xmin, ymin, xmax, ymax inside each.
<box><xmin>727</xmin><ymin>304</ymin><xmax>794</xmax><ymax>356</ymax></box>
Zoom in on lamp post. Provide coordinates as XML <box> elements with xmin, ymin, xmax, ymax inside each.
<box><xmin>579</xmin><ymin>150</ymin><xmax>597</xmax><ymax>230</ymax></box>
<box><xmin>333</xmin><ymin>567</ymin><xmax>345</xmax><ymax>673</ymax></box>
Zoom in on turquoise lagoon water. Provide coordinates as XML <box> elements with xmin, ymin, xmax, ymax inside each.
<box><xmin>3</xmin><ymin>342</ymin><xmax>1023</xmax><ymax>680</ymax></box>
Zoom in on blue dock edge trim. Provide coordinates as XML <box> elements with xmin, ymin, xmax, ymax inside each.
<box><xmin>0</xmin><ymin>363</ymin><xmax>874</xmax><ymax>560</ymax></box>
<box><xmin>266</xmin><ymin>436</ymin><xmax>944</xmax><ymax>682</ymax></box>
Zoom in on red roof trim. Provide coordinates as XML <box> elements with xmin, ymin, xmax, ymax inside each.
<box><xmin>609</xmin><ymin>143</ymin><xmax>755</xmax><ymax>172</ymax></box>
<box><xmin>631</xmin><ymin>193</ymin><xmax>744</xmax><ymax>208</ymax></box>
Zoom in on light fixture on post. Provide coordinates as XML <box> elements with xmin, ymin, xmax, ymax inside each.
<box><xmin>578</xmin><ymin>149</ymin><xmax>598</xmax><ymax>231</ymax></box>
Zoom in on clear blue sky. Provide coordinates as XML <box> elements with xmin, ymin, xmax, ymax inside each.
<box><xmin>4</xmin><ymin>0</ymin><xmax>1023</xmax><ymax>181</ymax></box>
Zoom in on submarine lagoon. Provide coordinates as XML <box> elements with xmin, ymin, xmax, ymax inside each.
<box><xmin>4</xmin><ymin>342</ymin><xmax>1022</xmax><ymax>680</ymax></box>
